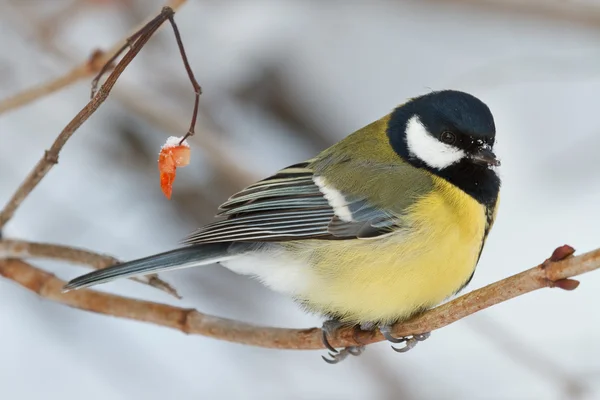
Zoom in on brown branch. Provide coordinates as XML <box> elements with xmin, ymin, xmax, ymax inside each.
<box><xmin>0</xmin><ymin>239</ymin><xmax>179</xmax><ymax>298</ymax></box>
<box><xmin>0</xmin><ymin>244</ymin><xmax>597</xmax><ymax>350</ymax></box>
<box><xmin>426</xmin><ymin>0</ymin><xmax>600</xmax><ymax>29</ymax></box>
<box><xmin>5</xmin><ymin>0</ymin><xmax>255</xmax><ymax>196</ymax></box>
<box><xmin>0</xmin><ymin>50</ymin><xmax>105</xmax><ymax>115</ymax></box>
<box><xmin>165</xmin><ymin>11</ymin><xmax>202</xmax><ymax>145</ymax></box>
<box><xmin>0</xmin><ymin>0</ymin><xmax>188</xmax><ymax>116</ymax></box>
<box><xmin>0</xmin><ymin>5</ymin><xmax>191</xmax><ymax>230</ymax></box>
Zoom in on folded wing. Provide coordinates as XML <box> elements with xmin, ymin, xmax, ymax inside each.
<box><xmin>183</xmin><ymin>161</ymin><xmax>401</xmax><ymax>245</ymax></box>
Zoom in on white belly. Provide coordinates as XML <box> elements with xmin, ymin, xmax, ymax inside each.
<box><xmin>221</xmin><ymin>250</ymin><xmax>314</xmax><ymax>296</ymax></box>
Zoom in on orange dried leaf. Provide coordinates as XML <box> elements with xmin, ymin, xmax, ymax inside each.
<box><xmin>158</xmin><ymin>136</ymin><xmax>191</xmax><ymax>199</ymax></box>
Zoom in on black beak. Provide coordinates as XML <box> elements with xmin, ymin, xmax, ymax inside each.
<box><xmin>470</xmin><ymin>148</ymin><xmax>500</xmax><ymax>167</ymax></box>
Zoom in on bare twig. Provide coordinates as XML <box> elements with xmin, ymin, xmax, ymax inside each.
<box><xmin>0</xmin><ymin>239</ymin><xmax>179</xmax><ymax>298</ymax></box>
<box><xmin>1</xmin><ymin>0</ymin><xmax>598</xmax><ymax>362</ymax></box>
<box><xmin>165</xmin><ymin>12</ymin><xmax>202</xmax><ymax>145</ymax></box>
<box><xmin>113</xmin><ymin>86</ymin><xmax>256</xmax><ymax>188</ymax></box>
<box><xmin>0</xmin><ymin>0</ymin><xmax>188</xmax><ymax>116</ymax></box>
<box><xmin>4</xmin><ymin>0</ymin><xmax>255</xmax><ymax>194</ymax></box>
<box><xmin>89</xmin><ymin>21</ymin><xmax>149</xmax><ymax>99</ymax></box>
<box><xmin>0</xmin><ymin>6</ymin><xmax>193</xmax><ymax>230</ymax></box>
<box><xmin>0</xmin><ymin>244</ymin><xmax>597</xmax><ymax>350</ymax></box>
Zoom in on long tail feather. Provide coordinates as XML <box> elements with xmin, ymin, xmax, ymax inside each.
<box><xmin>63</xmin><ymin>243</ymin><xmax>238</xmax><ymax>292</ymax></box>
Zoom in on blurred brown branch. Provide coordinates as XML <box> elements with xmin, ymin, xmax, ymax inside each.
<box><xmin>4</xmin><ymin>0</ymin><xmax>256</xmax><ymax>194</ymax></box>
<box><xmin>428</xmin><ymin>0</ymin><xmax>600</xmax><ymax>28</ymax></box>
<box><xmin>0</xmin><ymin>0</ymin><xmax>188</xmax><ymax>116</ymax></box>
<box><xmin>0</xmin><ymin>5</ymin><xmax>192</xmax><ymax>229</ymax></box>
<box><xmin>0</xmin><ymin>239</ymin><xmax>179</xmax><ymax>298</ymax></box>
<box><xmin>0</xmin><ymin>50</ymin><xmax>105</xmax><ymax>115</ymax></box>
<box><xmin>0</xmin><ymin>0</ymin><xmax>598</xmax><ymax>367</ymax></box>
<box><xmin>0</xmin><ymin>243</ymin><xmax>597</xmax><ymax>351</ymax></box>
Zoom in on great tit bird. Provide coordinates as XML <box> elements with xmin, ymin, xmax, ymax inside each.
<box><xmin>65</xmin><ymin>89</ymin><xmax>501</xmax><ymax>363</ymax></box>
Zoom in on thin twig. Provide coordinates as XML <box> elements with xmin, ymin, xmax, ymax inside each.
<box><xmin>0</xmin><ymin>239</ymin><xmax>179</xmax><ymax>298</ymax></box>
<box><xmin>5</xmin><ymin>2</ymin><xmax>260</xmax><ymax>203</ymax></box>
<box><xmin>0</xmin><ymin>51</ymin><xmax>106</xmax><ymax>115</ymax></box>
<box><xmin>0</xmin><ymin>244</ymin><xmax>597</xmax><ymax>350</ymax></box>
<box><xmin>0</xmin><ymin>6</ymin><xmax>189</xmax><ymax>230</ymax></box>
<box><xmin>89</xmin><ymin>21</ymin><xmax>149</xmax><ymax>98</ymax></box>
<box><xmin>0</xmin><ymin>0</ymin><xmax>188</xmax><ymax>116</ymax></box>
<box><xmin>112</xmin><ymin>85</ymin><xmax>255</xmax><ymax>188</ymax></box>
<box><xmin>5</xmin><ymin>0</ymin><xmax>254</xmax><ymax>194</ymax></box>
<box><xmin>165</xmin><ymin>12</ymin><xmax>202</xmax><ymax>144</ymax></box>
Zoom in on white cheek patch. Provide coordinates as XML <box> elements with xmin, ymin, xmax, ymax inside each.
<box><xmin>405</xmin><ymin>116</ymin><xmax>465</xmax><ymax>169</ymax></box>
<box><xmin>313</xmin><ymin>176</ymin><xmax>354</xmax><ymax>222</ymax></box>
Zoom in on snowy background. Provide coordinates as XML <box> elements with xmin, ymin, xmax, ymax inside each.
<box><xmin>1</xmin><ymin>1</ymin><xmax>600</xmax><ymax>399</ymax></box>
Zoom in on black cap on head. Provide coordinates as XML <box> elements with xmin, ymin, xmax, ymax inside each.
<box><xmin>410</xmin><ymin>90</ymin><xmax>496</xmax><ymax>142</ymax></box>
<box><xmin>387</xmin><ymin>90</ymin><xmax>500</xmax><ymax>206</ymax></box>
<box><xmin>388</xmin><ymin>90</ymin><xmax>496</xmax><ymax>159</ymax></box>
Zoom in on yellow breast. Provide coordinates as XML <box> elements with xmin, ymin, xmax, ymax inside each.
<box><xmin>291</xmin><ymin>176</ymin><xmax>487</xmax><ymax>325</ymax></box>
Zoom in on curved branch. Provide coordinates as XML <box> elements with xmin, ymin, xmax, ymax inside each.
<box><xmin>0</xmin><ymin>51</ymin><xmax>103</xmax><ymax>115</ymax></box>
<box><xmin>0</xmin><ymin>239</ymin><xmax>179</xmax><ymax>298</ymax></box>
<box><xmin>0</xmin><ymin>5</ymin><xmax>191</xmax><ymax>230</ymax></box>
<box><xmin>0</xmin><ymin>0</ymin><xmax>188</xmax><ymax>116</ymax></box>
<box><xmin>0</xmin><ymin>244</ymin><xmax>597</xmax><ymax>350</ymax></box>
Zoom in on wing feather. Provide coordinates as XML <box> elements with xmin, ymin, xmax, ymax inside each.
<box><xmin>183</xmin><ymin>162</ymin><xmax>402</xmax><ymax>244</ymax></box>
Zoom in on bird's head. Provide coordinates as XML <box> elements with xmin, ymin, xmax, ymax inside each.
<box><xmin>388</xmin><ymin>89</ymin><xmax>499</xmax><ymax>171</ymax></box>
<box><xmin>387</xmin><ymin>90</ymin><xmax>500</xmax><ymax>204</ymax></box>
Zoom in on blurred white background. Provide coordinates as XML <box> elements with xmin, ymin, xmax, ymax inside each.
<box><xmin>1</xmin><ymin>1</ymin><xmax>600</xmax><ymax>399</ymax></box>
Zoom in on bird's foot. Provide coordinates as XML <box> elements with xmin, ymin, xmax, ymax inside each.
<box><xmin>321</xmin><ymin>345</ymin><xmax>365</xmax><ymax>364</ymax></box>
<box><xmin>379</xmin><ymin>324</ymin><xmax>431</xmax><ymax>353</ymax></box>
<box><xmin>320</xmin><ymin>319</ymin><xmax>365</xmax><ymax>364</ymax></box>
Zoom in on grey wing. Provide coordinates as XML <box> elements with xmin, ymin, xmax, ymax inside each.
<box><xmin>183</xmin><ymin>161</ymin><xmax>401</xmax><ymax>245</ymax></box>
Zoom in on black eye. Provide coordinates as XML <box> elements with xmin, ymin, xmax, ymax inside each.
<box><xmin>440</xmin><ymin>131</ymin><xmax>456</xmax><ymax>144</ymax></box>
